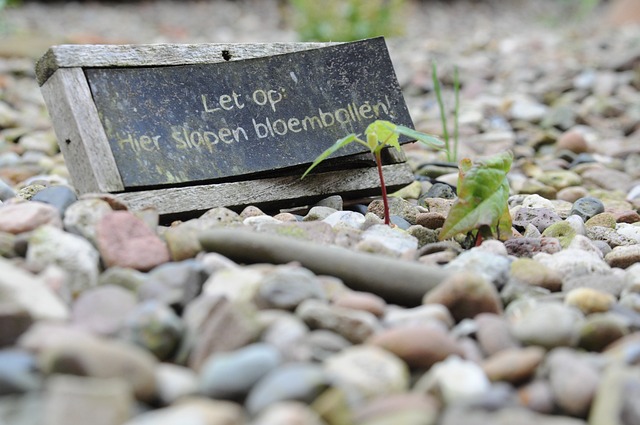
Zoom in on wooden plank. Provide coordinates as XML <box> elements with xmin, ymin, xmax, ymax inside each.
<box><xmin>40</xmin><ymin>68</ymin><xmax>124</xmax><ymax>193</ymax></box>
<box><xmin>36</xmin><ymin>42</ymin><xmax>339</xmax><ymax>86</ymax></box>
<box><xmin>115</xmin><ymin>163</ymin><xmax>414</xmax><ymax>216</ymax></box>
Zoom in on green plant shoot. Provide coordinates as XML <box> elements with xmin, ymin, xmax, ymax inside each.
<box><xmin>432</xmin><ymin>61</ymin><xmax>460</xmax><ymax>163</ymax></box>
<box><xmin>302</xmin><ymin>120</ymin><xmax>443</xmax><ymax>225</ymax></box>
<box><xmin>439</xmin><ymin>151</ymin><xmax>513</xmax><ymax>243</ymax></box>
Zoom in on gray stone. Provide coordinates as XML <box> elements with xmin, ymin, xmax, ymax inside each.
<box><xmin>43</xmin><ymin>375</ymin><xmax>133</xmax><ymax>425</ymax></box>
<box><xmin>368</xmin><ymin>197</ymin><xmax>420</xmax><ymax>224</ymax></box>
<box><xmin>154</xmin><ymin>363</ymin><xmax>198</xmax><ymax>405</ymax></box>
<box><xmin>562</xmin><ymin>272</ymin><xmax>626</xmax><ymax>296</ymax></box>
<box><xmin>0</xmin><ymin>349</ymin><xmax>41</xmax><ymax>395</ymax></box>
<box><xmin>182</xmin><ymin>296</ymin><xmax>261</xmax><ymax>371</ymax></box>
<box><xmin>252</xmin><ymin>401</ymin><xmax>326</xmax><ymax>425</ymax></box>
<box><xmin>26</xmin><ymin>225</ymin><xmax>100</xmax><ymax>296</ymax></box>
<box><xmin>119</xmin><ymin>300</ymin><xmax>184</xmax><ymax>361</ymax></box>
<box><xmin>512</xmin><ymin>207</ymin><xmax>562</xmax><ymax>233</ymax></box>
<box><xmin>424</xmin><ymin>182</ymin><xmax>456</xmax><ymax>199</ymax></box>
<box><xmin>38</xmin><ymin>334</ymin><xmax>158</xmax><ymax>402</ymax></box>
<box><xmin>202</xmin><ymin>265</ymin><xmax>266</xmax><ymax>303</ymax></box>
<box><xmin>507</xmin><ymin>300</ymin><xmax>583</xmax><ymax>349</ymax></box>
<box><xmin>199</xmin><ymin>343</ymin><xmax>282</xmax><ymax>400</ymax></box>
<box><xmin>504</xmin><ymin>237</ymin><xmax>562</xmax><ymax>258</ymax></box>
<box><xmin>414</xmin><ymin>356</ymin><xmax>491</xmax><ymax>404</ymax></box>
<box><xmin>62</xmin><ymin>198</ymin><xmax>113</xmax><ymax>245</ymax></box>
<box><xmin>72</xmin><ymin>285</ymin><xmax>137</xmax><ymax>336</ymax></box>
<box><xmin>139</xmin><ymin>259</ymin><xmax>208</xmax><ymax>309</ymax></box>
<box><xmin>245</xmin><ymin>363</ymin><xmax>329</xmax><ymax>416</ymax></box>
<box><xmin>98</xmin><ymin>267</ymin><xmax>147</xmax><ymax>292</ymax></box>
<box><xmin>322</xmin><ymin>210</ymin><xmax>365</xmax><ymax>229</ymax></box>
<box><xmin>325</xmin><ymin>345</ymin><xmax>409</xmax><ymax>406</ymax></box>
<box><xmin>31</xmin><ymin>185</ymin><xmax>77</xmax><ymax>215</ymax></box>
<box><xmin>359</xmin><ymin>224</ymin><xmax>418</xmax><ymax>255</ymax></box>
<box><xmin>256</xmin><ymin>265</ymin><xmax>326</xmax><ymax>310</ymax></box>
<box><xmin>315</xmin><ymin>195</ymin><xmax>343</xmax><ymax>210</ymax></box>
<box><xmin>439</xmin><ymin>406</ymin><xmax>587</xmax><ymax>425</ymax></box>
<box><xmin>303</xmin><ymin>206</ymin><xmax>337</xmax><ymax>221</ymax></box>
<box><xmin>0</xmin><ymin>257</ymin><xmax>68</xmax><ymax>321</ymax></box>
<box><xmin>295</xmin><ymin>298</ymin><xmax>379</xmax><ymax>344</ymax></box>
<box><xmin>0</xmin><ymin>178</ymin><xmax>15</xmax><ymax>201</ymax></box>
<box><xmin>444</xmin><ymin>248</ymin><xmax>511</xmax><ymax>288</ymax></box>
<box><xmin>570</xmin><ymin>197</ymin><xmax>605</xmax><ymax>222</ymax></box>
<box><xmin>545</xmin><ymin>348</ymin><xmax>600</xmax><ymax>417</ymax></box>
<box><xmin>121</xmin><ymin>398</ymin><xmax>246</xmax><ymax>425</ymax></box>
<box><xmin>288</xmin><ymin>329</ymin><xmax>352</xmax><ymax>362</ymax></box>
<box><xmin>533</xmin><ymin>249</ymin><xmax>610</xmax><ymax>280</ymax></box>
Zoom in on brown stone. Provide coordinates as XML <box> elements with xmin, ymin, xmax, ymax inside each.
<box><xmin>422</xmin><ymin>272</ymin><xmax>503</xmax><ymax>321</ymax></box>
<box><xmin>556</xmin><ymin>129</ymin><xmax>589</xmax><ymax>154</ymax></box>
<box><xmin>96</xmin><ymin>211</ymin><xmax>170</xmax><ymax>271</ymax></box>
<box><xmin>367</xmin><ymin>323</ymin><xmax>464</xmax><ymax>368</ymax></box>
<box><xmin>416</xmin><ymin>212</ymin><xmax>447</xmax><ymax>230</ymax></box>
<box><xmin>0</xmin><ymin>202</ymin><xmax>61</xmax><ymax>234</ymax></box>
<box><xmin>332</xmin><ymin>291</ymin><xmax>387</xmax><ymax>317</ymax></box>
<box><xmin>482</xmin><ymin>347</ymin><xmax>545</xmax><ymax>384</ymax></box>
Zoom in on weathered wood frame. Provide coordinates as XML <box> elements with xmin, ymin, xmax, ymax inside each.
<box><xmin>36</xmin><ymin>43</ymin><xmax>415</xmax><ymax>216</ymax></box>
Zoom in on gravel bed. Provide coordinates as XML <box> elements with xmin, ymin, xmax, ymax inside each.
<box><xmin>1</xmin><ymin>1</ymin><xmax>640</xmax><ymax>424</ymax></box>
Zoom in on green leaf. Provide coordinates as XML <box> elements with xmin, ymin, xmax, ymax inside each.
<box><xmin>365</xmin><ymin>120</ymin><xmax>399</xmax><ymax>152</ymax></box>
<box><xmin>438</xmin><ymin>151</ymin><xmax>513</xmax><ymax>241</ymax></box>
<box><xmin>392</xmin><ymin>124</ymin><xmax>445</xmax><ymax>149</ymax></box>
<box><xmin>301</xmin><ymin>133</ymin><xmax>358</xmax><ymax>179</ymax></box>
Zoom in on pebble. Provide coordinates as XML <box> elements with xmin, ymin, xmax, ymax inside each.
<box><xmin>252</xmin><ymin>401</ymin><xmax>326</xmax><ymax>425</ymax></box>
<box><xmin>26</xmin><ymin>225</ymin><xmax>100</xmax><ymax>296</ymax></box>
<box><xmin>140</xmin><ymin>259</ymin><xmax>208</xmax><ymax>309</ymax></box>
<box><xmin>359</xmin><ymin>224</ymin><xmax>418</xmax><ymax>255</ymax></box>
<box><xmin>570</xmin><ymin>197</ymin><xmax>605</xmax><ymax>222</ymax></box>
<box><xmin>0</xmin><ymin>349</ymin><xmax>41</xmax><ymax>394</ymax></box>
<box><xmin>507</xmin><ymin>300</ymin><xmax>583</xmax><ymax>349</ymax></box>
<box><xmin>30</xmin><ymin>185</ymin><xmax>77</xmax><ymax>215</ymax></box>
<box><xmin>367</xmin><ymin>197</ymin><xmax>419</xmax><ymax>224</ymax></box>
<box><xmin>43</xmin><ymin>374</ymin><xmax>133</xmax><ymax>425</ymax></box>
<box><xmin>481</xmin><ymin>346</ymin><xmax>545</xmax><ymax>384</ymax></box>
<box><xmin>423</xmin><ymin>272</ymin><xmax>503</xmax><ymax>321</ymax></box>
<box><xmin>154</xmin><ymin>363</ymin><xmax>198</xmax><ymax>405</ymax></box>
<box><xmin>564</xmin><ymin>287</ymin><xmax>616</xmax><ymax>314</ymax></box>
<box><xmin>475</xmin><ymin>313</ymin><xmax>521</xmax><ymax>356</ymax></box>
<box><xmin>512</xmin><ymin>207</ymin><xmax>562</xmax><ymax>233</ymax></box>
<box><xmin>545</xmin><ymin>348</ymin><xmax>600</xmax><ymax>418</ymax></box>
<box><xmin>122</xmin><ymin>398</ymin><xmax>246</xmax><ymax>425</ymax></box>
<box><xmin>332</xmin><ymin>290</ymin><xmax>386</xmax><ymax>317</ymax></box>
<box><xmin>245</xmin><ymin>363</ymin><xmax>328</xmax><ymax>416</ymax></box>
<box><xmin>96</xmin><ymin>211</ymin><xmax>170</xmax><ymax>271</ymax></box>
<box><xmin>62</xmin><ymin>198</ymin><xmax>113</xmax><ymax>245</ymax></box>
<box><xmin>444</xmin><ymin>249</ymin><xmax>511</xmax><ymax>287</ymax></box>
<box><xmin>534</xmin><ymin>249</ymin><xmax>611</xmax><ymax>279</ymax></box>
<box><xmin>324</xmin><ymin>345</ymin><xmax>409</xmax><ymax>406</ymax></box>
<box><xmin>199</xmin><ymin>343</ymin><xmax>282</xmax><ymax>400</ymax></box>
<box><xmin>182</xmin><ymin>296</ymin><xmax>262</xmax><ymax>371</ymax></box>
<box><xmin>556</xmin><ymin>129</ymin><xmax>590</xmax><ymax>154</ymax></box>
<box><xmin>322</xmin><ymin>210</ymin><xmax>365</xmax><ymax>229</ymax></box>
<box><xmin>296</xmin><ymin>299</ymin><xmax>379</xmax><ymax>344</ymax></box>
<box><xmin>414</xmin><ymin>356</ymin><xmax>491</xmax><ymax>404</ymax></box>
<box><xmin>119</xmin><ymin>300</ymin><xmax>184</xmax><ymax>361</ymax></box>
<box><xmin>255</xmin><ymin>265</ymin><xmax>326</xmax><ymax>310</ymax></box>
<box><xmin>509</xmin><ymin>258</ymin><xmax>563</xmax><ymax>291</ymax></box>
<box><xmin>0</xmin><ymin>201</ymin><xmax>61</xmax><ymax>234</ymax></box>
<box><xmin>38</xmin><ymin>334</ymin><xmax>158</xmax><ymax>402</ymax></box>
<box><xmin>351</xmin><ymin>393</ymin><xmax>439</xmax><ymax>425</ymax></box>
<box><xmin>605</xmin><ymin>244</ymin><xmax>640</xmax><ymax>268</ymax></box>
<box><xmin>71</xmin><ymin>285</ymin><xmax>137</xmax><ymax>336</ymax></box>
<box><xmin>577</xmin><ymin>313</ymin><xmax>629</xmax><ymax>352</ymax></box>
<box><xmin>367</xmin><ymin>323</ymin><xmax>464</xmax><ymax>368</ymax></box>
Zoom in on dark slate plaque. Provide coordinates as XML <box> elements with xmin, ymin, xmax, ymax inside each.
<box><xmin>85</xmin><ymin>38</ymin><xmax>413</xmax><ymax>188</ymax></box>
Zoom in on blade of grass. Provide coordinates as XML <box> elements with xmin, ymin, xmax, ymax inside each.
<box><xmin>432</xmin><ymin>61</ymin><xmax>451</xmax><ymax>162</ymax></box>
<box><xmin>453</xmin><ymin>65</ymin><xmax>460</xmax><ymax>163</ymax></box>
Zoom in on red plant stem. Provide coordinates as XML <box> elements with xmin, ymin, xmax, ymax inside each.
<box><xmin>375</xmin><ymin>151</ymin><xmax>390</xmax><ymax>225</ymax></box>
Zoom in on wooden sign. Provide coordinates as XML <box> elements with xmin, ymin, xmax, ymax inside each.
<box><xmin>36</xmin><ymin>38</ymin><xmax>416</xmax><ymax>217</ymax></box>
